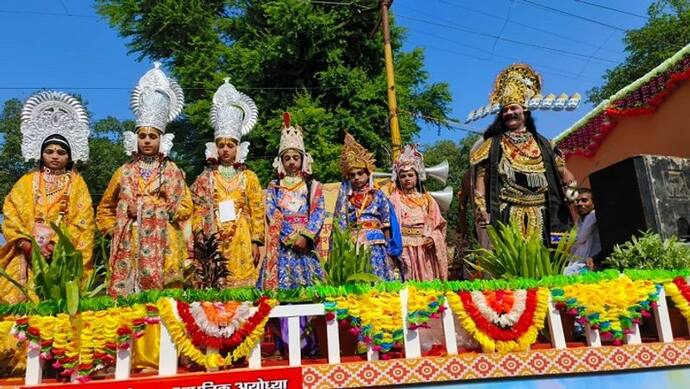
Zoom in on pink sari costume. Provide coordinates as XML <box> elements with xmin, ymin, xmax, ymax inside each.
<box><xmin>390</xmin><ymin>145</ymin><xmax>448</xmax><ymax>281</ymax></box>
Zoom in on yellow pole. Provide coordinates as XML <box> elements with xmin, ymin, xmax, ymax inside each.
<box><xmin>381</xmin><ymin>0</ymin><xmax>401</xmax><ymax>160</ymax></box>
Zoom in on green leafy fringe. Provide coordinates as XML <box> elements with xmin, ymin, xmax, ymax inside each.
<box><xmin>2</xmin><ymin>269</ymin><xmax>689</xmax><ymax>317</ymax></box>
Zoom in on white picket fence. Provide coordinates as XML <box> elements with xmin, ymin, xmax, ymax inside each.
<box><xmin>23</xmin><ymin>286</ymin><xmax>688</xmax><ymax>386</ymax></box>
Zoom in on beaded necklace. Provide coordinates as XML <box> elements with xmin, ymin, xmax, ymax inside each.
<box><xmin>137</xmin><ymin>155</ymin><xmax>161</xmax><ymax>181</ymax></box>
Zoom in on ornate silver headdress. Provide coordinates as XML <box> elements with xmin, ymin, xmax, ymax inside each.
<box><xmin>272</xmin><ymin>112</ymin><xmax>313</xmax><ymax>175</ymax></box>
<box><xmin>20</xmin><ymin>91</ymin><xmax>90</xmax><ymax>162</ymax></box>
<box><xmin>210</xmin><ymin>78</ymin><xmax>257</xmax><ymax>141</ymax></box>
<box><xmin>392</xmin><ymin>144</ymin><xmax>426</xmax><ymax>183</ymax></box>
<box><xmin>130</xmin><ymin>62</ymin><xmax>184</xmax><ymax>132</ymax></box>
<box><xmin>124</xmin><ymin>62</ymin><xmax>184</xmax><ymax>156</ymax></box>
<box><xmin>205</xmin><ymin>78</ymin><xmax>258</xmax><ymax>163</ymax></box>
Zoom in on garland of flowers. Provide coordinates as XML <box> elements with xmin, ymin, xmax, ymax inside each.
<box><xmin>557</xmin><ymin>49</ymin><xmax>690</xmax><ymax>158</ymax></box>
<box><xmin>10</xmin><ymin>304</ymin><xmax>156</xmax><ymax>381</ymax></box>
<box><xmin>156</xmin><ymin>297</ymin><xmax>276</xmax><ymax>369</ymax></box>
<box><xmin>446</xmin><ymin>288</ymin><xmax>548</xmax><ymax>353</ymax></box>
<box><xmin>664</xmin><ymin>277</ymin><xmax>690</xmax><ymax>321</ymax></box>
<box><xmin>324</xmin><ymin>291</ymin><xmax>404</xmax><ymax>357</ymax></box>
<box><xmin>406</xmin><ymin>287</ymin><xmax>446</xmax><ymax>330</ymax></box>
<box><xmin>177</xmin><ymin>300</ymin><xmax>255</xmax><ymax>350</ymax></box>
<box><xmin>552</xmin><ymin>275</ymin><xmax>659</xmax><ymax>345</ymax></box>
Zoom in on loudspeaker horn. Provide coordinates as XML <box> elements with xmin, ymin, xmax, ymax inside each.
<box><xmin>429</xmin><ymin>186</ymin><xmax>453</xmax><ymax>212</ymax></box>
<box><xmin>425</xmin><ymin>160</ymin><xmax>449</xmax><ymax>184</ymax></box>
<box><xmin>372</xmin><ymin>160</ymin><xmax>450</xmax><ymax>184</ymax></box>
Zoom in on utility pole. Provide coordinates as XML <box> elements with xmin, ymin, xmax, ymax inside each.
<box><xmin>381</xmin><ymin>0</ymin><xmax>401</xmax><ymax>160</ymax></box>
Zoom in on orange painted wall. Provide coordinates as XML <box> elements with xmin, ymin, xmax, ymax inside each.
<box><xmin>565</xmin><ymin>80</ymin><xmax>690</xmax><ymax>187</ymax></box>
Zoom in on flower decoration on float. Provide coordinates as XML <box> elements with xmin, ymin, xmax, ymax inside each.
<box><xmin>445</xmin><ymin>287</ymin><xmax>549</xmax><ymax>353</ymax></box>
<box><xmin>551</xmin><ymin>275</ymin><xmax>659</xmax><ymax>345</ymax></box>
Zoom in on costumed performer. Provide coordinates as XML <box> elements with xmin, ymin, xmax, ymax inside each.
<box><xmin>389</xmin><ymin>144</ymin><xmax>448</xmax><ymax>281</ymax></box>
<box><xmin>96</xmin><ymin>62</ymin><xmax>192</xmax><ymax>297</ymax></box>
<box><xmin>470</xmin><ymin>64</ymin><xmax>575</xmax><ymax>245</ymax></box>
<box><xmin>257</xmin><ymin>113</ymin><xmax>326</xmax><ymax>290</ymax></box>
<box><xmin>190</xmin><ymin>79</ymin><xmax>265</xmax><ymax>288</ymax></box>
<box><xmin>0</xmin><ymin>91</ymin><xmax>94</xmax><ymax>304</ymax></box>
<box><xmin>334</xmin><ymin>133</ymin><xmax>401</xmax><ymax>281</ymax></box>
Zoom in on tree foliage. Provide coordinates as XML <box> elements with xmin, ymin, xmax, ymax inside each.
<box><xmin>0</xmin><ymin>99</ymin><xmax>32</xmax><ymax>205</ymax></box>
<box><xmin>587</xmin><ymin>0</ymin><xmax>690</xmax><ymax>104</ymax></box>
<box><xmin>96</xmin><ymin>0</ymin><xmax>452</xmax><ymax>183</ymax></box>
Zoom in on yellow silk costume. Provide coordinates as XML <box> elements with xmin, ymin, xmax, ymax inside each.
<box><xmin>191</xmin><ymin>168</ymin><xmax>265</xmax><ymax>288</ymax></box>
<box><xmin>96</xmin><ymin>163</ymin><xmax>193</xmax><ymax>295</ymax></box>
<box><xmin>0</xmin><ymin>170</ymin><xmax>94</xmax><ymax>305</ymax></box>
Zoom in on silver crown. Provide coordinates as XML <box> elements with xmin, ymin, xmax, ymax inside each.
<box><xmin>20</xmin><ymin>91</ymin><xmax>90</xmax><ymax>162</ymax></box>
<box><xmin>211</xmin><ymin>78</ymin><xmax>258</xmax><ymax>141</ymax></box>
<box><xmin>130</xmin><ymin>62</ymin><xmax>184</xmax><ymax>132</ymax></box>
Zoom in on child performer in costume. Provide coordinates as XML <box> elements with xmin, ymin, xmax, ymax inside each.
<box><xmin>334</xmin><ymin>133</ymin><xmax>400</xmax><ymax>281</ymax></box>
<box><xmin>190</xmin><ymin>79</ymin><xmax>265</xmax><ymax>288</ymax></box>
<box><xmin>96</xmin><ymin>63</ymin><xmax>193</xmax><ymax>297</ymax></box>
<box><xmin>389</xmin><ymin>145</ymin><xmax>448</xmax><ymax>281</ymax></box>
<box><xmin>257</xmin><ymin>113</ymin><xmax>326</xmax><ymax>290</ymax></box>
<box><xmin>0</xmin><ymin>91</ymin><xmax>95</xmax><ymax>304</ymax></box>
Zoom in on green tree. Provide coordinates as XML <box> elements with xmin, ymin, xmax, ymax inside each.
<box><xmin>587</xmin><ymin>0</ymin><xmax>690</xmax><ymax>104</ymax></box>
<box><xmin>80</xmin><ymin>117</ymin><xmax>133</xmax><ymax>204</ymax></box>
<box><xmin>96</xmin><ymin>0</ymin><xmax>452</xmax><ymax>183</ymax></box>
<box><xmin>0</xmin><ymin>99</ymin><xmax>32</xmax><ymax>205</ymax></box>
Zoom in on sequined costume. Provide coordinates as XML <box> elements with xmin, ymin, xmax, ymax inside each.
<box><xmin>258</xmin><ymin>177</ymin><xmax>326</xmax><ymax>289</ymax></box>
<box><xmin>0</xmin><ymin>170</ymin><xmax>94</xmax><ymax>304</ymax></box>
<box><xmin>334</xmin><ymin>183</ymin><xmax>399</xmax><ymax>281</ymax></box>
<box><xmin>471</xmin><ymin>64</ymin><xmax>572</xmax><ymax>242</ymax></box>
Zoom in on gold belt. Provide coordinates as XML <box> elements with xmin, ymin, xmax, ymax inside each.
<box><xmin>402</xmin><ymin>226</ymin><xmax>424</xmax><ymax>236</ymax></box>
<box><xmin>499</xmin><ymin>189</ymin><xmax>546</xmax><ymax>207</ymax></box>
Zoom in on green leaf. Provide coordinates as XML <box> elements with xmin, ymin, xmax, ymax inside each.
<box><xmin>65</xmin><ymin>280</ymin><xmax>80</xmax><ymax>316</ymax></box>
<box><xmin>346</xmin><ymin>272</ymin><xmax>381</xmax><ymax>284</ymax></box>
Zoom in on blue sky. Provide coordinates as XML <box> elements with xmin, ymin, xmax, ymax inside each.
<box><xmin>0</xmin><ymin>0</ymin><xmax>655</xmax><ymax>145</ymax></box>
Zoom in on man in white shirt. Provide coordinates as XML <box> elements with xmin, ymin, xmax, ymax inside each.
<box><xmin>564</xmin><ymin>188</ymin><xmax>602</xmax><ymax>275</ymax></box>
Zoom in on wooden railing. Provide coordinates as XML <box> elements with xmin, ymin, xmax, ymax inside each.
<box><xmin>22</xmin><ymin>286</ymin><xmax>687</xmax><ymax>386</ymax></box>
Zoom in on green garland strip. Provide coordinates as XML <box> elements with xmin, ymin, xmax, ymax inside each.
<box><xmin>623</xmin><ymin>269</ymin><xmax>690</xmax><ymax>283</ymax></box>
<box><xmin>2</xmin><ymin>269</ymin><xmax>689</xmax><ymax>317</ymax></box>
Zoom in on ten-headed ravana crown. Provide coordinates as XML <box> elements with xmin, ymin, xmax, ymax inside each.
<box><xmin>20</xmin><ymin>90</ymin><xmax>90</xmax><ymax>162</ymax></box>
<box><xmin>211</xmin><ymin>78</ymin><xmax>258</xmax><ymax>142</ymax></box>
<box><xmin>130</xmin><ymin>62</ymin><xmax>184</xmax><ymax>132</ymax></box>
<box><xmin>464</xmin><ymin>63</ymin><xmax>581</xmax><ymax>123</ymax></box>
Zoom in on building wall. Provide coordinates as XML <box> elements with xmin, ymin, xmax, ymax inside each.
<box><xmin>565</xmin><ymin>81</ymin><xmax>690</xmax><ymax>187</ymax></box>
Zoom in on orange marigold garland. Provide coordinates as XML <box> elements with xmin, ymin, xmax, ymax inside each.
<box><xmin>11</xmin><ymin>304</ymin><xmax>156</xmax><ymax>382</ymax></box>
<box><xmin>156</xmin><ymin>297</ymin><xmax>276</xmax><ymax>369</ymax></box>
<box><xmin>665</xmin><ymin>276</ymin><xmax>690</xmax><ymax>321</ymax></box>
<box><xmin>446</xmin><ymin>288</ymin><xmax>549</xmax><ymax>353</ymax></box>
